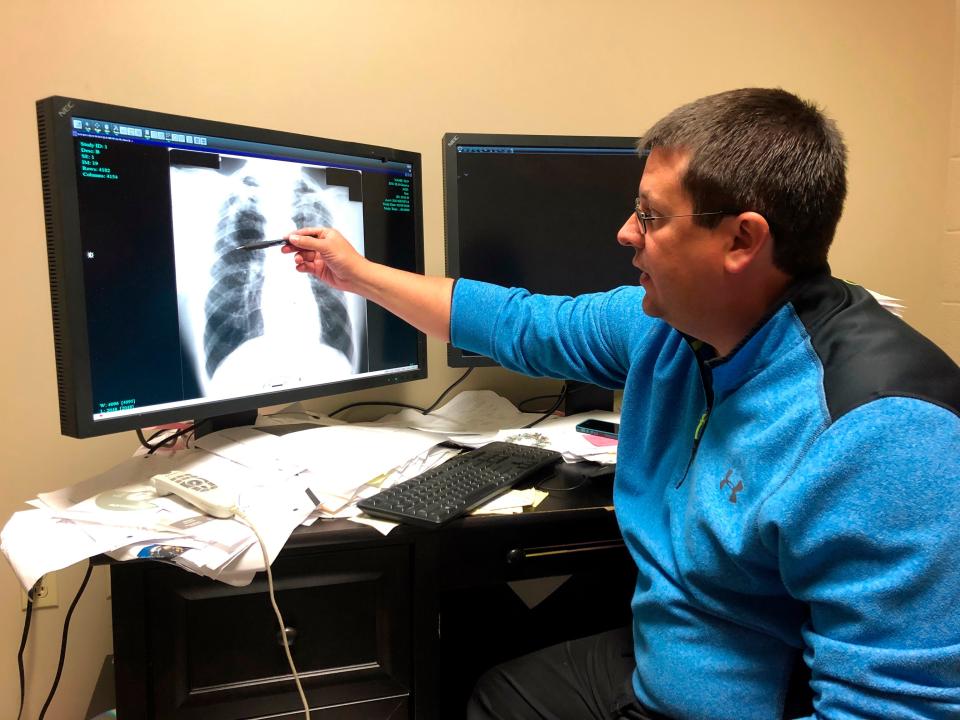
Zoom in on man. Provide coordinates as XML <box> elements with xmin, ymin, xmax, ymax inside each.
<box><xmin>284</xmin><ymin>88</ymin><xmax>960</xmax><ymax>719</ymax></box>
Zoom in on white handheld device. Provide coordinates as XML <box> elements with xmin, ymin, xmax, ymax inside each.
<box><xmin>151</xmin><ymin>470</ymin><xmax>239</xmax><ymax>518</ymax></box>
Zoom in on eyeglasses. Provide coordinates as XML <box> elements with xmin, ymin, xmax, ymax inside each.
<box><xmin>634</xmin><ymin>198</ymin><xmax>733</xmax><ymax>235</ymax></box>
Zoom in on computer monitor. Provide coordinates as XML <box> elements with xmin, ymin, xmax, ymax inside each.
<box><xmin>442</xmin><ymin>133</ymin><xmax>643</xmax><ymax>369</ymax></box>
<box><xmin>37</xmin><ymin>96</ymin><xmax>426</xmax><ymax>438</ymax></box>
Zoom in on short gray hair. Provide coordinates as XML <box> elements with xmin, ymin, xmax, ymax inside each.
<box><xmin>640</xmin><ymin>88</ymin><xmax>847</xmax><ymax>276</ymax></box>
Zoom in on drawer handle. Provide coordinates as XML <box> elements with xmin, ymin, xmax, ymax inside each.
<box><xmin>507</xmin><ymin>540</ymin><xmax>626</xmax><ymax>564</ymax></box>
<box><xmin>276</xmin><ymin>626</ymin><xmax>298</xmax><ymax>648</ymax></box>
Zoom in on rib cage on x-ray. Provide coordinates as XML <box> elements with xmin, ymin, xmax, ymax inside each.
<box><xmin>291</xmin><ymin>176</ymin><xmax>355</xmax><ymax>363</ymax></box>
<box><xmin>204</xmin><ymin>177</ymin><xmax>267</xmax><ymax>378</ymax></box>
<box><xmin>200</xmin><ymin>169</ymin><xmax>357</xmax><ymax>383</ymax></box>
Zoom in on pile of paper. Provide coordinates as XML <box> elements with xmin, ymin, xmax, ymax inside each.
<box><xmin>1</xmin><ymin>392</ymin><xmax>619</xmax><ymax>590</ymax></box>
<box><xmin>360</xmin><ymin>389</ymin><xmax>548</xmax><ymax>434</ymax></box>
<box><xmin>451</xmin><ymin>410</ymin><xmax>621</xmax><ymax>466</ymax></box>
<box><xmin>2</xmin><ymin>448</ymin><xmax>305</xmax><ymax>589</ymax></box>
<box><xmin>1</xmin><ymin>421</ymin><xmax>443</xmax><ymax>588</ymax></box>
<box><xmin>359</xmin><ymin>390</ymin><xmax>620</xmax><ymax>465</ymax></box>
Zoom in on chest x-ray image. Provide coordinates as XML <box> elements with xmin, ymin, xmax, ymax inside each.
<box><xmin>169</xmin><ymin>155</ymin><xmax>366</xmax><ymax>400</ymax></box>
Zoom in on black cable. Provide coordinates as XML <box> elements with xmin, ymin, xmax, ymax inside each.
<box><xmin>16</xmin><ymin>586</ymin><xmax>35</xmax><ymax>720</ymax></box>
<box><xmin>522</xmin><ymin>382</ymin><xmax>568</xmax><ymax>428</ymax></box>
<box><xmin>519</xmin><ymin>378</ymin><xmax>611</xmax><ymax>416</ymax></box>
<box><xmin>422</xmin><ymin>367</ymin><xmax>473</xmax><ymax>414</ymax></box>
<box><xmin>535</xmin><ymin>475</ymin><xmax>587</xmax><ymax>493</ymax></box>
<box><xmin>146</xmin><ymin>427</ymin><xmax>177</xmax><ymax>445</ymax></box>
<box><xmin>517</xmin><ymin>392</ymin><xmax>564</xmax><ymax>413</ymax></box>
<box><xmin>134</xmin><ymin>427</ymin><xmax>151</xmax><ymax>448</ymax></box>
<box><xmin>135</xmin><ymin>425</ymin><xmax>194</xmax><ymax>454</ymax></box>
<box><xmin>328</xmin><ymin>400</ymin><xmax>426</xmax><ymax>418</ymax></box>
<box><xmin>329</xmin><ymin>367</ymin><xmax>474</xmax><ymax>419</ymax></box>
<box><xmin>37</xmin><ymin>561</ymin><xmax>93</xmax><ymax>720</ymax></box>
<box><xmin>161</xmin><ymin>425</ymin><xmax>195</xmax><ymax>451</ymax></box>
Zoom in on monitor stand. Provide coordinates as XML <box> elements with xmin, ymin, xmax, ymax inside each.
<box><xmin>193</xmin><ymin>409</ymin><xmax>259</xmax><ymax>439</ymax></box>
<box><xmin>563</xmin><ymin>380</ymin><xmax>614</xmax><ymax>415</ymax></box>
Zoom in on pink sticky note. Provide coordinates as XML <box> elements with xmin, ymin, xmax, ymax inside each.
<box><xmin>582</xmin><ymin>433</ymin><xmax>618</xmax><ymax>447</ymax></box>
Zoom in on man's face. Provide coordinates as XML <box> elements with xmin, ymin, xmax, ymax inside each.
<box><xmin>616</xmin><ymin>147</ymin><xmax>728</xmax><ymax>336</ymax></box>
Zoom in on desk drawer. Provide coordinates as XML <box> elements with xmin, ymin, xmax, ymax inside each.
<box><xmin>246</xmin><ymin>695</ymin><xmax>409</xmax><ymax>720</ymax></box>
<box><xmin>432</xmin><ymin>509</ymin><xmax>635</xmax><ymax>718</ymax></box>
<box><xmin>114</xmin><ymin>544</ymin><xmax>410</xmax><ymax>720</ymax></box>
<box><xmin>438</xmin><ymin>508</ymin><xmax>629</xmax><ymax>588</ymax></box>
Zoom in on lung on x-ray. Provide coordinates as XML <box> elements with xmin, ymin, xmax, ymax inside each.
<box><xmin>169</xmin><ymin>155</ymin><xmax>367</xmax><ymax>400</ymax></box>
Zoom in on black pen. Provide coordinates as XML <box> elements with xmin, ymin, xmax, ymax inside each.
<box><xmin>237</xmin><ymin>238</ymin><xmax>290</xmax><ymax>251</ymax></box>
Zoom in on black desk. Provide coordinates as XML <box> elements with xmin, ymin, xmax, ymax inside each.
<box><xmin>110</xmin><ymin>468</ymin><xmax>635</xmax><ymax>719</ymax></box>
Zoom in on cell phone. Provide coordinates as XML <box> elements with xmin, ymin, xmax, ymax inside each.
<box><xmin>575</xmin><ymin>418</ymin><xmax>620</xmax><ymax>439</ymax></box>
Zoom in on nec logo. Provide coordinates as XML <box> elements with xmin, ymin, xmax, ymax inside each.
<box><xmin>58</xmin><ymin>100</ymin><xmax>75</xmax><ymax>118</ymax></box>
<box><xmin>719</xmin><ymin>469</ymin><xmax>744</xmax><ymax>504</ymax></box>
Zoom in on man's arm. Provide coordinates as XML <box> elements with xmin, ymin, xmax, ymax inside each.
<box><xmin>283</xmin><ymin>227</ymin><xmax>454</xmax><ymax>341</ymax></box>
<box><xmin>284</xmin><ymin>226</ymin><xmax>647</xmax><ymax>388</ymax></box>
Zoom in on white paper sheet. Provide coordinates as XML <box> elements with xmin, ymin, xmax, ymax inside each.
<box><xmin>362</xmin><ymin>389</ymin><xmax>545</xmax><ymax>434</ymax></box>
<box><xmin>275</xmin><ymin>424</ymin><xmax>441</xmax><ymax>498</ymax></box>
<box><xmin>866</xmin><ymin>288</ymin><xmax>906</xmax><ymax>318</ymax></box>
<box><xmin>1</xmin><ymin>509</ymin><xmax>180</xmax><ymax>590</ymax></box>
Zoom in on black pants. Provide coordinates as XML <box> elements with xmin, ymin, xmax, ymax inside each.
<box><xmin>466</xmin><ymin>626</ymin><xmax>667</xmax><ymax>720</ymax></box>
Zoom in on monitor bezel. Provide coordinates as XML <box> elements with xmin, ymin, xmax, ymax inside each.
<box><xmin>441</xmin><ymin>132</ymin><xmax>640</xmax><ymax>368</ymax></box>
<box><xmin>37</xmin><ymin>95</ymin><xmax>427</xmax><ymax>438</ymax></box>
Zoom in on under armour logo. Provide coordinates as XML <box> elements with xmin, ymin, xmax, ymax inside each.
<box><xmin>719</xmin><ymin>469</ymin><xmax>744</xmax><ymax>504</ymax></box>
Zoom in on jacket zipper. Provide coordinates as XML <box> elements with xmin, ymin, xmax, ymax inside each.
<box><xmin>676</xmin><ymin>357</ymin><xmax>714</xmax><ymax>489</ymax></box>
<box><xmin>676</xmin><ymin>409</ymin><xmax>709</xmax><ymax>488</ymax></box>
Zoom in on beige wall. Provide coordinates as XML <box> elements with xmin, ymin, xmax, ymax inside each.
<box><xmin>1</xmin><ymin>1</ymin><xmax>956</xmax><ymax>716</ymax></box>
<box><xmin>945</xmin><ymin>1</ymin><xmax>960</xmax><ymax>358</ymax></box>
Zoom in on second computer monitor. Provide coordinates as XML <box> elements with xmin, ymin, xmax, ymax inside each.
<box><xmin>443</xmin><ymin>133</ymin><xmax>644</xmax><ymax>367</ymax></box>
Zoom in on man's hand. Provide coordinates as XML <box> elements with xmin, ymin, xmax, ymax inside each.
<box><xmin>282</xmin><ymin>227</ymin><xmax>366</xmax><ymax>293</ymax></box>
<box><xmin>282</xmin><ymin>225</ymin><xmax>455</xmax><ymax>342</ymax></box>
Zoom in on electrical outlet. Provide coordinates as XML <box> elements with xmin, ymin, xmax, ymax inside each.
<box><xmin>20</xmin><ymin>573</ymin><xmax>58</xmax><ymax>610</ymax></box>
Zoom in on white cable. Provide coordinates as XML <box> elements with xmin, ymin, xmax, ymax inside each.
<box><xmin>234</xmin><ymin>508</ymin><xmax>311</xmax><ymax>719</ymax></box>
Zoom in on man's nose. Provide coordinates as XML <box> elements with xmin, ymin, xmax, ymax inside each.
<box><xmin>617</xmin><ymin>213</ymin><xmax>642</xmax><ymax>247</ymax></box>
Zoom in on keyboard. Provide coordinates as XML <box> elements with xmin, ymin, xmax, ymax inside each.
<box><xmin>356</xmin><ymin>441</ymin><xmax>563</xmax><ymax>528</ymax></box>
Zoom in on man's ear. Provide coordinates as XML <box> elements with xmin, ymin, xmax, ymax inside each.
<box><xmin>724</xmin><ymin>212</ymin><xmax>773</xmax><ymax>274</ymax></box>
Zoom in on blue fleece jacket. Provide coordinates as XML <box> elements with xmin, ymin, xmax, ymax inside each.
<box><xmin>450</xmin><ymin>274</ymin><xmax>960</xmax><ymax>720</ymax></box>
